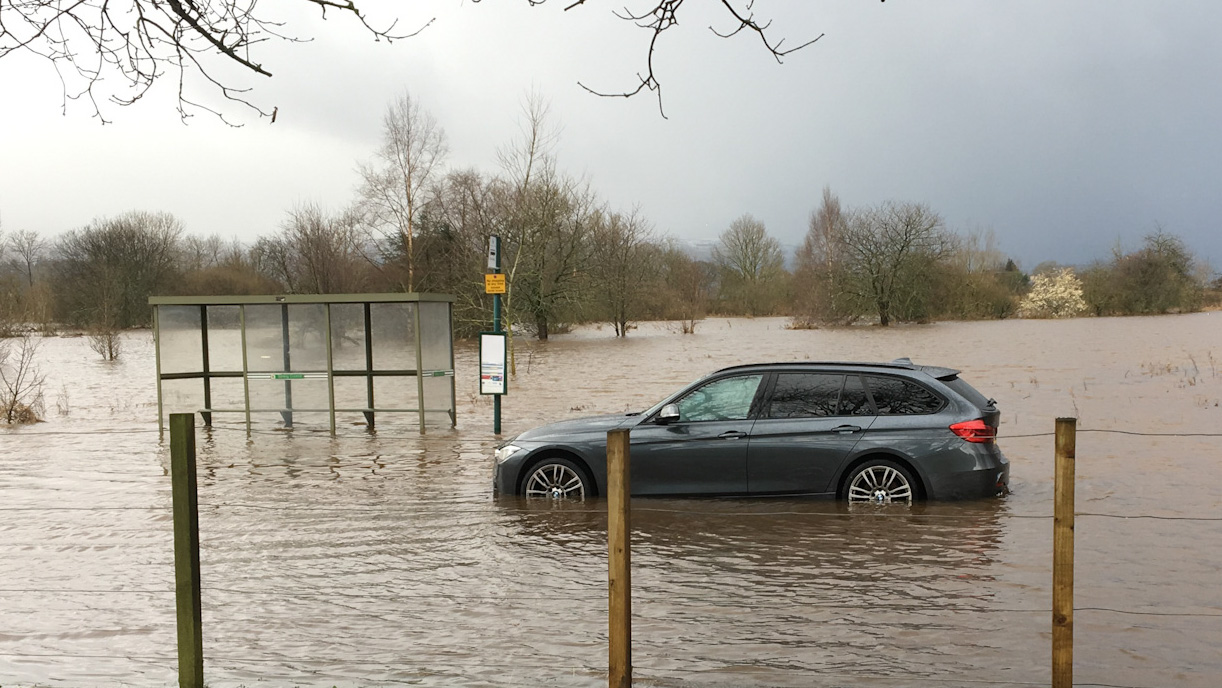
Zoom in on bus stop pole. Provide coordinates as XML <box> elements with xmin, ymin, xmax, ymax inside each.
<box><xmin>492</xmin><ymin>235</ymin><xmax>502</xmax><ymax>435</ymax></box>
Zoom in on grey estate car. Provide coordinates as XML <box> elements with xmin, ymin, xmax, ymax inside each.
<box><xmin>492</xmin><ymin>359</ymin><xmax>1009</xmax><ymax>504</ymax></box>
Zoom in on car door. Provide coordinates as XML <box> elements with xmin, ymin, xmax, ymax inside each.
<box><xmin>747</xmin><ymin>372</ymin><xmax>875</xmax><ymax>495</ymax></box>
<box><xmin>629</xmin><ymin>373</ymin><xmax>765</xmax><ymax>496</ymax></box>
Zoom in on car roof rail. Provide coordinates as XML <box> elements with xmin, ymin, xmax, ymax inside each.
<box><xmin>713</xmin><ymin>360</ymin><xmax>922</xmax><ymax>375</ymax></box>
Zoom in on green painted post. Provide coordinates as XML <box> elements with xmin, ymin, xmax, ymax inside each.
<box><xmin>239</xmin><ymin>305</ymin><xmax>252</xmax><ymax>438</ymax></box>
<box><xmin>199</xmin><ymin>305</ymin><xmax>212</xmax><ymax>426</ymax></box>
<box><xmin>280</xmin><ymin>303</ymin><xmax>293</xmax><ymax>428</ymax></box>
<box><xmin>449</xmin><ymin>301</ymin><xmax>458</xmax><ymax>428</ymax></box>
<box><xmin>170</xmin><ymin>413</ymin><xmax>204</xmax><ymax>688</ymax></box>
<box><xmin>363</xmin><ymin>303</ymin><xmax>376</xmax><ymax>431</ymax></box>
<box><xmin>154</xmin><ymin>306</ymin><xmax>165</xmax><ymax>439</ymax></box>
<box><xmin>324</xmin><ymin>304</ymin><xmax>337</xmax><ymax>437</ymax></box>
<box><xmin>414</xmin><ymin>301</ymin><xmax>427</xmax><ymax>434</ymax></box>
<box><xmin>492</xmin><ymin>235</ymin><xmax>502</xmax><ymax>435</ymax></box>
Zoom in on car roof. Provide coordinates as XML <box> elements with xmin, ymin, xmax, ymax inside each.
<box><xmin>712</xmin><ymin>358</ymin><xmax>962</xmax><ymax>381</ymax></box>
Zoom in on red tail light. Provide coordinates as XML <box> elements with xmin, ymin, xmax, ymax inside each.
<box><xmin>950</xmin><ymin>419</ymin><xmax>996</xmax><ymax>444</ymax></box>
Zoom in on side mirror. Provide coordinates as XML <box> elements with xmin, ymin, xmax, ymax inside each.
<box><xmin>657</xmin><ymin>403</ymin><xmax>680</xmax><ymax>424</ymax></box>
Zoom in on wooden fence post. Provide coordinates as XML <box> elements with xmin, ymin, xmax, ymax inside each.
<box><xmin>1052</xmin><ymin>417</ymin><xmax>1077</xmax><ymax>688</ymax></box>
<box><xmin>170</xmin><ymin>413</ymin><xmax>204</xmax><ymax>688</ymax></box>
<box><xmin>607</xmin><ymin>429</ymin><xmax>632</xmax><ymax>688</ymax></box>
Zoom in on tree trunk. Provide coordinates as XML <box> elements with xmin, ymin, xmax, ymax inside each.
<box><xmin>536</xmin><ymin>315</ymin><xmax>549</xmax><ymax>340</ymax></box>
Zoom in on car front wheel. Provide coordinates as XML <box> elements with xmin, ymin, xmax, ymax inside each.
<box><xmin>523</xmin><ymin>458</ymin><xmax>590</xmax><ymax>500</ymax></box>
<box><xmin>845</xmin><ymin>460</ymin><xmax>916</xmax><ymax>506</ymax></box>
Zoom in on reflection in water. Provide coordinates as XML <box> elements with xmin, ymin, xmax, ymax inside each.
<box><xmin>2</xmin><ymin>315</ymin><xmax>1222</xmax><ymax>687</ymax></box>
<box><xmin>507</xmin><ymin>497</ymin><xmax>1007</xmax><ymax>589</ymax></box>
<box><xmin>501</xmin><ymin>499</ymin><xmax>1016</xmax><ymax>686</ymax></box>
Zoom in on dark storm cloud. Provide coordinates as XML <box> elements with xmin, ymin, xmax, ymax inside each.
<box><xmin>0</xmin><ymin>0</ymin><xmax>1218</xmax><ymax>270</ymax></box>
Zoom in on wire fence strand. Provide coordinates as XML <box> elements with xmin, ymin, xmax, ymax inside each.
<box><xmin>6</xmin><ymin>425</ymin><xmax>1222</xmax><ymax>440</ymax></box>
<box><xmin>0</xmin><ymin>651</ymin><xmax>1179</xmax><ymax>688</ymax></box>
<box><xmin>5</xmin><ymin>422</ymin><xmax>1222</xmax><ymax>687</ymax></box>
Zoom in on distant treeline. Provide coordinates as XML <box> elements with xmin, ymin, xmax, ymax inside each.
<box><xmin>1</xmin><ymin>94</ymin><xmax>1217</xmax><ymax>340</ymax></box>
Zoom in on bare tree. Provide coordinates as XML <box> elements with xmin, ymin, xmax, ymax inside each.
<box><xmin>87</xmin><ymin>289</ymin><xmax>123</xmax><ymax>361</ymax></box>
<box><xmin>498</xmin><ymin>93</ymin><xmax>560</xmax><ymax>202</ymax></box>
<box><xmin>0</xmin><ymin>220</ymin><xmax>11</xmax><ymax>336</ymax></box>
<box><xmin>177</xmin><ymin>245</ymin><xmax>282</xmax><ymax>296</ymax></box>
<box><xmin>802</xmin><ymin>187</ymin><xmax>844</xmax><ymax>269</ymax></box>
<box><xmin>590</xmin><ymin>210</ymin><xmax>658</xmax><ymax>336</ymax></box>
<box><xmin>0</xmin><ymin>0</ymin><xmax>428</xmax><ymax>122</ymax></box>
<box><xmin>252</xmin><ymin>204</ymin><xmax>374</xmax><ymax>294</ymax></box>
<box><xmin>88</xmin><ymin>331</ymin><xmax>123</xmax><ymax>361</ymax></box>
<box><xmin>661</xmin><ymin>244</ymin><xmax>715</xmax><ymax>334</ymax></box>
<box><xmin>414</xmin><ymin>169</ymin><xmax>501</xmax><ymax>335</ymax></box>
<box><xmin>1081</xmin><ymin>229</ymin><xmax>1203</xmax><ymax>316</ymax></box>
<box><xmin>509</xmin><ymin>175</ymin><xmax>598</xmax><ymax>340</ymax></box>
<box><xmin>54</xmin><ymin>211</ymin><xmax>184</xmax><ymax>328</ymax></box>
<box><xmin>8</xmin><ymin>229</ymin><xmax>47</xmax><ymax>289</ymax></box>
<box><xmin>834</xmin><ymin>201</ymin><xmax>955</xmax><ymax>326</ymax></box>
<box><xmin>496</xmin><ymin>93</ymin><xmax>563</xmax><ymax>346</ymax></box>
<box><xmin>0</xmin><ymin>333</ymin><xmax>45</xmax><ymax>424</ymax></box>
<box><xmin>793</xmin><ymin>186</ymin><xmax>854</xmax><ymax>326</ymax></box>
<box><xmin>359</xmin><ymin>92</ymin><xmax>449</xmax><ymax>292</ymax></box>
<box><xmin>3</xmin><ymin>229</ymin><xmax>55</xmax><ymax>334</ymax></box>
<box><xmin>934</xmin><ymin>227</ymin><xmax>1023</xmax><ymax>321</ymax></box>
<box><xmin>178</xmin><ymin>233</ymin><xmax>235</xmax><ymax>273</ymax></box>
<box><xmin>712</xmin><ymin>213</ymin><xmax>786</xmax><ymax>315</ymax></box>
<box><xmin>954</xmin><ymin>227</ymin><xmax>1006</xmax><ymax>274</ymax></box>
<box><xmin>0</xmin><ymin>226</ymin><xmax>18</xmax><ymax>337</ymax></box>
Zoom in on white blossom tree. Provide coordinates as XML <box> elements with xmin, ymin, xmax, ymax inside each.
<box><xmin>1019</xmin><ymin>268</ymin><xmax>1087</xmax><ymax>319</ymax></box>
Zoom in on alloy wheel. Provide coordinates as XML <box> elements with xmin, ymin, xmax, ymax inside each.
<box><xmin>848</xmin><ymin>464</ymin><xmax>914</xmax><ymax>505</ymax></box>
<box><xmin>525</xmin><ymin>463</ymin><xmax>587</xmax><ymax>500</ymax></box>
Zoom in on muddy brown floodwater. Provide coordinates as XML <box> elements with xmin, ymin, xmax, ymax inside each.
<box><xmin>2</xmin><ymin>314</ymin><xmax>1222</xmax><ymax>687</ymax></box>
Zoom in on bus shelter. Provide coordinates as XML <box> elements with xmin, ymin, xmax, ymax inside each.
<box><xmin>149</xmin><ymin>294</ymin><xmax>456</xmax><ymax>436</ymax></box>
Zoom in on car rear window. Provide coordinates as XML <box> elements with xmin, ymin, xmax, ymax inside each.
<box><xmin>866</xmin><ymin>376</ymin><xmax>944</xmax><ymax>415</ymax></box>
<box><xmin>941</xmin><ymin>376</ymin><xmax>995</xmax><ymax>410</ymax></box>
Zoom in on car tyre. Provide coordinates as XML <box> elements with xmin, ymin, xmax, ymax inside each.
<box><xmin>845</xmin><ymin>459</ymin><xmax>917</xmax><ymax>506</ymax></box>
<box><xmin>522</xmin><ymin>457</ymin><xmax>591</xmax><ymax>500</ymax></box>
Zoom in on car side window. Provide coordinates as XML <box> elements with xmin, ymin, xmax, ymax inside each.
<box><xmin>866</xmin><ymin>376</ymin><xmax>944</xmax><ymax>415</ymax></box>
<box><xmin>676</xmin><ymin>375</ymin><xmax>763</xmax><ymax>422</ymax></box>
<box><xmin>839</xmin><ymin>374</ymin><xmax>874</xmax><ymax>416</ymax></box>
<box><xmin>765</xmin><ymin>373</ymin><xmax>844</xmax><ymax>418</ymax></box>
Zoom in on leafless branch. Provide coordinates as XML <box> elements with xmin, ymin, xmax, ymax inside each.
<box><xmin>0</xmin><ymin>0</ymin><xmax>435</xmax><ymax>123</ymax></box>
<box><xmin>709</xmin><ymin>0</ymin><xmax>823</xmax><ymax>61</ymax></box>
<box><xmin>568</xmin><ymin>0</ymin><xmax>821</xmax><ymax>115</ymax></box>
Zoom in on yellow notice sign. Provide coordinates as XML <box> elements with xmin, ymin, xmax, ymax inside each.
<box><xmin>484</xmin><ymin>273</ymin><xmax>506</xmax><ymax>294</ymax></box>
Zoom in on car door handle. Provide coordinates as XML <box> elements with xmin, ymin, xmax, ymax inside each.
<box><xmin>718</xmin><ymin>431</ymin><xmax>748</xmax><ymax>440</ymax></box>
<box><xmin>830</xmin><ymin>425</ymin><xmax>862</xmax><ymax>434</ymax></box>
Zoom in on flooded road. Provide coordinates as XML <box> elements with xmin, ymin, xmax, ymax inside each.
<box><xmin>2</xmin><ymin>314</ymin><xmax>1221</xmax><ymax>687</ymax></box>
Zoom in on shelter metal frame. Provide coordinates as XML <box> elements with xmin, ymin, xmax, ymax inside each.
<box><xmin>150</xmin><ymin>294</ymin><xmax>456</xmax><ymax>437</ymax></box>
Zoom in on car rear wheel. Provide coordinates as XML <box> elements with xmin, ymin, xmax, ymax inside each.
<box><xmin>523</xmin><ymin>458</ymin><xmax>590</xmax><ymax>500</ymax></box>
<box><xmin>845</xmin><ymin>459</ymin><xmax>916</xmax><ymax>506</ymax></box>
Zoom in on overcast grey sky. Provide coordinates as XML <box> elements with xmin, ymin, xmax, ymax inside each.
<box><xmin>1</xmin><ymin>1</ymin><xmax>1219</xmax><ymax>270</ymax></box>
